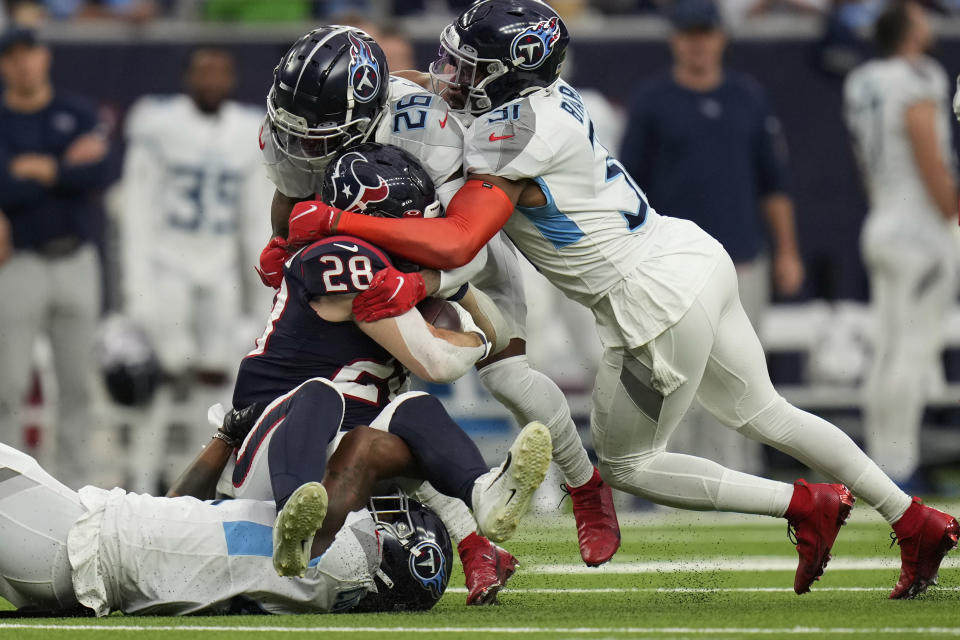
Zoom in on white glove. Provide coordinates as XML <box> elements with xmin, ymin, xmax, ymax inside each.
<box><xmin>451</xmin><ymin>301</ymin><xmax>492</xmax><ymax>360</ymax></box>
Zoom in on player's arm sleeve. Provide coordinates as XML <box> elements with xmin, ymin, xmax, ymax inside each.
<box><xmin>357</xmin><ymin>305</ymin><xmax>487</xmax><ymax>383</ymax></box>
<box><xmin>333</xmin><ymin>178</ymin><xmax>516</xmax><ymax>270</ymax></box>
<box><xmin>752</xmin><ymin>90</ymin><xmax>790</xmax><ymax>197</ymax></box>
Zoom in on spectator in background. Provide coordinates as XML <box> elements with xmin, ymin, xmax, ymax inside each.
<box><xmin>620</xmin><ymin>0</ymin><xmax>803</xmax><ymax>475</ymax></box>
<box><xmin>118</xmin><ymin>47</ymin><xmax>273</xmax><ymax>492</ymax></box>
<box><xmin>843</xmin><ymin>1</ymin><xmax>957</xmax><ymax>492</ymax></box>
<box><xmin>0</xmin><ymin>26</ymin><xmax>110</xmax><ymax>488</ymax></box>
<box><xmin>379</xmin><ymin>23</ymin><xmax>415</xmax><ymax>71</ymax></box>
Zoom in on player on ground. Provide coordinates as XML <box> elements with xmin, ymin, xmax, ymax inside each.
<box><xmin>255</xmin><ymin>25</ymin><xmax>619</xmax><ymax>586</ymax></box>
<box><xmin>844</xmin><ymin>1</ymin><xmax>958</xmax><ymax>492</ymax></box>
<box><xmin>286</xmin><ymin>0</ymin><xmax>958</xmax><ymax>599</ymax></box>
<box><xmin>230</xmin><ymin>142</ymin><xmax>551</xmax><ymax>581</ymax></box>
<box><xmin>0</xmin><ymin>425</ymin><xmax>454</xmax><ymax>616</ymax></box>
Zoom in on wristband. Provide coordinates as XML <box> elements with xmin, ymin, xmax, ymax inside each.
<box><xmin>212</xmin><ymin>430</ymin><xmax>240</xmax><ymax>448</ymax></box>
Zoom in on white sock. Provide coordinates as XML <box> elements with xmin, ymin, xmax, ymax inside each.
<box><xmin>737</xmin><ymin>397</ymin><xmax>912</xmax><ymax>524</ymax></box>
<box><xmin>601</xmin><ymin>450</ymin><xmax>794</xmax><ymax>516</ymax></box>
<box><xmin>478</xmin><ymin>355</ymin><xmax>594</xmax><ymax>488</ymax></box>
<box><xmin>413</xmin><ymin>482</ymin><xmax>476</xmax><ymax>544</ymax></box>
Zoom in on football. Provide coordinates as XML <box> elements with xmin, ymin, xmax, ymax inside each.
<box><xmin>417</xmin><ymin>298</ymin><xmax>461</xmax><ymax>331</ymax></box>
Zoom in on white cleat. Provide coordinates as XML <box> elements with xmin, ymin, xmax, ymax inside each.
<box><xmin>273</xmin><ymin>482</ymin><xmax>328</xmax><ymax>578</ymax></box>
<box><xmin>472</xmin><ymin>421</ymin><xmax>552</xmax><ymax>543</ymax></box>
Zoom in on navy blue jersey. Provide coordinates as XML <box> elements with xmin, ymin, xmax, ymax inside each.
<box><xmin>620</xmin><ymin>71</ymin><xmax>789</xmax><ymax>264</ymax></box>
<box><xmin>233</xmin><ymin>235</ymin><xmax>407</xmax><ymax>428</ymax></box>
<box><xmin>0</xmin><ymin>92</ymin><xmax>110</xmax><ymax>251</ymax></box>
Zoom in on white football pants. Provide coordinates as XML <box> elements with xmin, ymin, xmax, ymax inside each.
<box><xmin>861</xmin><ymin>215</ymin><xmax>957</xmax><ymax>483</ymax></box>
<box><xmin>0</xmin><ymin>443</ymin><xmax>82</xmax><ymax>610</ymax></box>
<box><xmin>591</xmin><ymin>253</ymin><xmax>911</xmax><ymax>523</ymax></box>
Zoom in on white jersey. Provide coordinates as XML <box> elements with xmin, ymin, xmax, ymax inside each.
<box><xmin>844</xmin><ymin>56</ymin><xmax>955</xmax><ymax>224</ymax></box>
<box><xmin>122</xmin><ymin>95</ymin><xmax>274</xmax><ymax>292</ymax></box>
<box><xmin>68</xmin><ymin>486</ymin><xmax>378</xmax><ymax>617</ymax></box>
<box><xmin>262</xmin><ymin>76</ymin><xmax>467</xmax><ymax>204</ymax></box>
<box><xmin>463</xmin><ymin>80</ymin><xmax>724</xmax><ymax>348</ymax></box>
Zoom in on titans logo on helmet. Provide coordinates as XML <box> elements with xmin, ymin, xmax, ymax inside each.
<box><xmin>510</xmin><ymin>17</ymin><xmax>561</xmax><ymax>71</ymax></box>
<box><xmin>409</xmin><ymin>540</ymin><xmax>447</xmax><ymax>596</ymax></box>
<box><xmin>348</xmin><ymin>32</ymin><xmax>381</xmax><ymax>103</ymax></box>
<box><xmin>328</xmin><ymin>151</ymin><xmax>390</xmax><ymax>213</ymax></box>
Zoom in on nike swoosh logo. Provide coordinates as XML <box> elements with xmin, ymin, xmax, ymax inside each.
<box><xmin>258</xmin><ymin>124</ymin><xmax>265</xmax><ymax>150</ymax></box>
<box><xmin>386</xmin><ymin>276</ymin><xmax>404</xmax><ymax>302</ymax></box>
<box><xmin>439</xmin><ymin>111</ymin><xmax>449</xmax><ymax>129</ymax></box>
<box><xmin>489</xmin><ymin>133</ymin><xmax>514</xmax><ymax>142</ymax></box>
<box><xmin>290</xmin><ymin>204</ymin><xmax>318</xmax><ymax>222</ymax></box>
<box><xmin>505</xmin><ymin>489</ymin><xmax>516</xmax><ymax>505</ymax></box>
<box><xmin>333</xmin><ymin>243</ymin><xmax>359</xmax><ymax>252</ymax></box>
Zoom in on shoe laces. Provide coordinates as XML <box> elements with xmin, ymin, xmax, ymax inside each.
<box><xmin>787</xmin><ymin>521</ymin><xmax>799</xmax><ymax>546</ymax></box>
<box><xmin>557</xmin><ymin>483</ymin><xmax>571</xmax><ymax>509</ymax></box>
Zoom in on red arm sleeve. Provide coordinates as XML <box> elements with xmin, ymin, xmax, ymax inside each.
<box><xmin>333</xmin><ymin>179</ymin><xmax>515</xmax><ymax>270</ymax></box>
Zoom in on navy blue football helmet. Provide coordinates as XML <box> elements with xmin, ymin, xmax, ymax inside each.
<box><xmin>268</xmin><ymin>26</ymin><xmax>389</xmax><ymax>171</ymax></box>
<box><xmin>97</xmin><ymin>315</ymin><xmax>161</xmax><ymax>407</ymax></box>
<box><xmin>353</xmin><ymin>492</ymin><xmax>452</xmax><ymax>612</ymax></box>
<box><xmin>321</xmin><ymin>143</ymin><xmax>441</xmax><ymax>219</ymax></box>
<box><xmin>430</xmin><ymin>0</ymin><xmax>569</xmax><ymax>115</ymax></box>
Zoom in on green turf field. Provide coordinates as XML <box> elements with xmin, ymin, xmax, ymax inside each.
<box><xmin>3</xmin><ymin>507</ymin><xmax>959</xmax><ymax>639</ymax></box>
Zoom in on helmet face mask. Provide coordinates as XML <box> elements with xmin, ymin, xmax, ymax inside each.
<box><xmin>429</xmin><ymin>24</ymin><xmax>507</xmax><ymax>115</ymax></box>
<box><xmin>267</xmin><ymin>27</ymin><xmax>388</xmax><ymax>172</ymax></box>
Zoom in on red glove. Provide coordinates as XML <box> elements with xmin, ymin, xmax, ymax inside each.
<box><xmin>255</xmin><ymin>236</ymin><xmax>292</xmax><ymax>289</ymax></box>
<box><xmin>352</xmin><ymin>266</ymin><xmax>427</xmax><ymax>322</ymax></box>
<box><xmin>286</xmin><ymin>200</ymin><xmax>343</xmax><ymax>248</ymax></box>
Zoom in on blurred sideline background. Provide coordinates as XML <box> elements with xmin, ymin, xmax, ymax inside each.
<box><xmin>2</xmin><ymin>0</ymin><xmax>959</xmax><ymax>510</ymax></box>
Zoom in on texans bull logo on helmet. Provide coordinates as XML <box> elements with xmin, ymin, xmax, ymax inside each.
<box><xmin>328</xmin><ymin>150</ymin><xmax>390</xmax><ymax>213</ymax></box>
<box><xmin>348</xmin><ymin>32</ymin><xmax>382</xmax><ymax>103</ymax></box>
<box><xmin>408</xmin><ymin>540</ymin><xmax>447</xmax><ymax>596</ymax></box>
<box><xmin>510</xmin><ymin>16</ymin><xmax>562</xmax><ymax>70</ymax></box>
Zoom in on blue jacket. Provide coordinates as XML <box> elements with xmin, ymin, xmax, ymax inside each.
<box><xmin>0</xmin><ymin>91</ymin><xmax>110</xmax><ymax>251</ymax></box>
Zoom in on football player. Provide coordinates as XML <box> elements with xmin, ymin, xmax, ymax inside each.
<box><xmin>229</xmin><ymin>142</ymin><xmax>551</xmax><ymax>581</ymax></box>
<box><xmin>255</xmin><ymin>25</ymin><xmax>620</xmax><ymax>594</ymax></box>
<box><xmin>120</xmin><ymin>47</ymin><xmax>274</xmax><ymax>491</ymax></box>
<box><xmin>0</xmin><ymin>423</ymin><xmax>454</xmax><ymax>616</ymax></box>
<box><xmin>844</xmin><ymin>1</ymin><xmax>958</xmax><ymax>492</ymax></box>
<box><xmin>287</xmin><ymin>0</ymin><xmax>959</xmax><ymax>599</ymax></box>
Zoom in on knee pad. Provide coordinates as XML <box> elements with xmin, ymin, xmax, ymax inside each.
<box><xmin>597</xmin><ymin>451</ymin><xmax>658</xmax><ymax>496</ymax></box>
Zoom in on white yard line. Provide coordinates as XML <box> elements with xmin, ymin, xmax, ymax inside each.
<box><xmin>522</xmin><ymin>556</ymin><xmax>960</xmax><ymax>573</ymax></box>
<box><xmin>2</xmin><ymin>624</ymin><xmax>960</xmax><ymax>635</ymax></box>
<box><xmin>446</xmin><ymin>586</ymin><xmax>960</xmax><ymax>594</ymax></box>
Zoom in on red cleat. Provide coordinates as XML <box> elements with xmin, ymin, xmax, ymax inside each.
<box><xmin>457</xmin><ymin>532</ymin><xmax>518</xmax><ymax>605</ymax></box>
<box><xmin>566</xmin><ymin>467</ymin><xmax>621</xmax><ymax>567</ymax></box>
<box><xmin>785</xmin><ymin>479</ymin><xmax>855</xmax><ymax>594</ymax></box>
<box><xmin>889</xmin><ymin>497</ymin><xmax>959</xmax><ymax>599</ymax></box>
